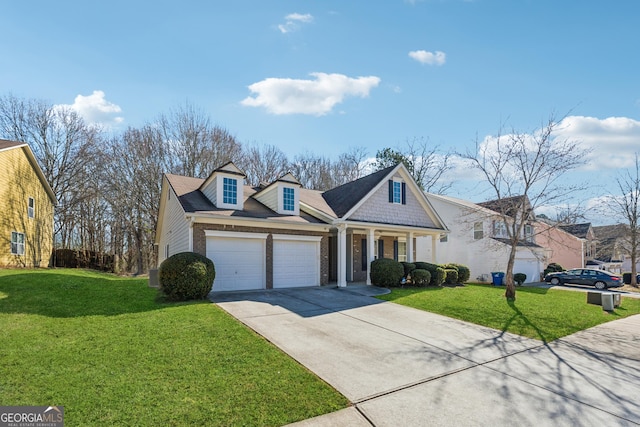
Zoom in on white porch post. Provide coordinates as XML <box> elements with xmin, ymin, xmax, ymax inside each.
<box><xmin>367</xmin><ymin>228</ymin><xmax>375</xmax><ymax>285</ymax></box>
<box><xmin>431</xmin><ymin>234</ymin><xmax>438</xmax><ymax>263</ymax></box>
<box><xmin>337</xmin><ymin>224</ymin><xmax>347</xmax><ymax>288</ymax></box>
<box><xmin>407</xmin><ymin>231</ymin><xmax>414</xmax><ymax>263</ymax></box>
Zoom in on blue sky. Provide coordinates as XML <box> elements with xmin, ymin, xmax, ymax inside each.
<box><xmin>3</xmin><ymin>0</ymin><xmax>640</xmax><ymax>220</ymax></box>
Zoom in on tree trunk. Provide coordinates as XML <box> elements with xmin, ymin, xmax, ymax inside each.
<box><xmin>505</xmin><ymin>244</ymin><xmax>517</xmax><ymax>300</ymax></box>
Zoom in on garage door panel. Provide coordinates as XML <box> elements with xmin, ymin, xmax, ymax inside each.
<box><xmin>273</xmin><ymin>239</ymin><xmax>320</xmax><ymax>288</ymax></box>
<box><xmin>206</xmin><ymin>236</ymin><xmax>265</xmax><ymax>292</ymax></box>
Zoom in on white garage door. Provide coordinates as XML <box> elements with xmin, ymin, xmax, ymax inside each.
<box><xmin>205</xmin><ymin>231</ymin><xmax>267</xmax><ymax>292</ymax></box>
<box><xmin>513</xmin><ymin>257</ymin><xmax>542</xmax><ymax>284</ymax></box>
<box><xmin>273</xmin><ymin>235</ymin><xmax>321</xmax><ymax>288</ymax></box>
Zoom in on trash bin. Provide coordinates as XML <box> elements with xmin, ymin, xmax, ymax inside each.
<box><xmin>601</xmin><ymin>292</ymin><xmax>614</xmax><ymax>311</ymax></box>
<box><xmin>491</xmin><ymin>272</ymin><xmax>505</xmax><ymax>286</ymax></box>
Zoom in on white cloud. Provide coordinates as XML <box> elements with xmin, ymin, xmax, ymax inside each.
<box><xmin>241</xmin><ymin>72</ymin><xmax>381</xmax><ymax>116</ymax></box>
<box><xmin>555</xmin><ymin>116</ymin><xmax>640</xmax><ymax>170</ymax></box>
<box><xmin>409</xmin><ymin>50</ymin><xmax>446</xmax><ymax>66</ymax></box>
<box><xmin>56</xmin><ymin>90</ymin><xmax>124</xmax><ymax>128</ymax></box>
<box><xmin>278</xmin><ymin>13</ymin><xmax>313</xmax><ymax>34</ymax></box>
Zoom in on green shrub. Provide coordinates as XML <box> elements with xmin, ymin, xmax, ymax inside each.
<box><xmin>514</xmin><ymin>273</ymin><xmax>527</xmax><ymax>286</ymax></box>
<box><xmin>159</xmin><ymin>252</ymin><xmax>216</xmax><ymax>301</ymax></box>
<box><xmin>444</xmin><ymin>268</ymin><xmax>459</xmax><ymax>284</ymax></box>
<box><xmin>400</xmin><ymin>262</ymin><xmax>416</xmax><ymax>278</ymax></box>
<box><xmin>411</xmin><ymin>269</ymin><xmax>431</xmax><ymax>287</ymax></box>
<box><xmin>414</xmin><ymin>262</ymin><xmax>446</xmax><ymax>286</ymax></box>
<box><xmin>444</xmin><ymin>263</ymin><xmax>470</xmax><ymax>283</ymax></box>
<box><xmin>370</xmin><ymin>258</ymin><xmax>404</xmax><ymax>287</ymax></box>
<box><xmin>543</xmin><ymin>262</ymin><xmax>564</xmax><ymax>278</ymax></box>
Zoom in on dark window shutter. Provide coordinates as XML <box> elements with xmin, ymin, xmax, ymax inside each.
<box><xmin>378</xmin><ymin>239</ymin><xmax>384</xmax><ymax>259</ymax></box>
<box><xmin>393</xmin><ymin>240</ymin><xmax>399</xmax><ymax>261</ymax></box>
<box><xmin>361</xmin><ymin>238</ymin><xmax>367</xmax><ymax>271</ymax></box>
<box><xmin>401</xmin><ymin>182</ymin><xmax>406</xmax><ymax>205</ymax></box>
<box><xmin>388</xmin><ymin>180</ymin><xmax>393</xmax><ymax>203</ymax></box>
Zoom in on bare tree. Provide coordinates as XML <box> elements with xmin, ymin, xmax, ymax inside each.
<box><xmin>374</xmin><ymin>137</ymin><xmax>451</xmax><ymax>193</ymax></box>
<box><xmin>0</xmin><ymin>94</ymin><xmax>100</xmax><ymax>249</ymax></box>
<box><xmin>238</xmin><ymin>143</ymin><xmax>289</xmax><ymax>187</ymax></box>
<box><xmin>462</xmin><ymin>115</ymin><xmax>588</xmax><ymax>300</ymax></box>
<box><xmin>159</xmin><ymin>102</ymin><xmax>241</xmax><ymax>178</ymax></box>
<box><xmin>605</xmin><ymin>154</ymin><xmax>640</xmax><ymax>286</ymax></box>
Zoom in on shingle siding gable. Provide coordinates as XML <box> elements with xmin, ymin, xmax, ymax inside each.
<box><xmin>349</xmin><ymin>173</ymin><xmax>437</xmax><ymax>227</ymax></box>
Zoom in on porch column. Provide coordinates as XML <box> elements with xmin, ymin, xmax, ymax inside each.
<box><xmin>407</xmin><ymin>231</ymin><xmax>414</xmax><ymax>263</ymax></box>
<box><xmin>337</xmin><ymin>224</ymin><xmax>347</xmax><ymax>287</ymax></box>
<box><xmin>367</xmin><ymin>228</ymin><xmax>375</xmax><ymax>285</ymax></box>
<box><xmin>431</xmin><ymin>234</ymin><xmax>438</xmax><ymax>263</ymax></box>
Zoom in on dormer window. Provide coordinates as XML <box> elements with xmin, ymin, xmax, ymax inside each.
<box><xmin>223</xmin><ymin>177</ymin><xmax>237</xmax><ymax>205</ymax></box>
<box><xmin>283</xmin><ymin>187</ymin><xmax>295</xmax><ymax>212</ymax></box>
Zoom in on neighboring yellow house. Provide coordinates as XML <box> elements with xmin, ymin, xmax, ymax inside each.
<box><xmin>0</xmin><ymin>139</ymin><xmax>57</xmax><ymax>267</ymax></box>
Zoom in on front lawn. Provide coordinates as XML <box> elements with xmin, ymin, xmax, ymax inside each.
<box><xmin>0</xmin><ymin>269</ymin><xmax>348</xmax><ymax>426</ymax></box>
<box><xmin>377</xmin><ymin>284</ymin><xmax>640</xmax><ymax>342</ymax></box>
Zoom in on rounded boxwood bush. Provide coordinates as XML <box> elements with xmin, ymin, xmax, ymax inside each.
<box><xmin>159</xmin><ymin>252</ymin><xmax>216</xmax><ymax>301</ymax></box>
<box><xmin>514</xmin><ymin>273</ymin><xmax>527</xmax><ymax>286</ymax></box>
<box><xmin>444</xmin><ymin>268</ymin><xmax>459</xmax><ymax>284</ymax></box>
<box><xmin>401</xmin><ymin>262</ymin><xmax>416</xmax><ymax>278</ymax></box>
<box><xmin>412</xmin><ymin>269</ymin><xmax>431</xmax><ymax>287</ymax></box>
<box><xmin>445</xmin><ymin>263</ymin><xmax>470</xmax><ymax>283</ymax></box>
<box><xmin>370</xmin><ymin>258</ymin><xmax>404</xmax><ymax>287</ymax></box>
<box><xmin>414</xmin><ymin>261</ymin><xmax>445</xmax><ymax>286</ymax></box>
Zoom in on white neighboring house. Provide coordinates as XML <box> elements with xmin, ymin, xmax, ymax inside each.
<box><xmin>416</xmin><ymin>193</ymin><xmax>544</xmax><ymax>283</ymax></box>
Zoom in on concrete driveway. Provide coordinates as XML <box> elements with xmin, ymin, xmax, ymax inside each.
<box><xmin>211</xmin><ymin>286</ymin><xmax>640</xmax><ymax>426</ymax></box>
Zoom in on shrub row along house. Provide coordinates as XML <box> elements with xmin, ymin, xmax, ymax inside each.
<box><xmin>0</xmin><ymin>140</ymin><xmax>56</xmax><ymax>268</ymax></box>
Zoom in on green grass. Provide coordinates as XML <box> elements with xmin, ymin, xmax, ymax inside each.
<box><xmin>0</xmin><ymin>269</ymin><xmax>348</xmax><ymax>426</ymax></box>
<box><xmin>377</xmin><ymin>284</ymin><xmax>640</xmax><ymax>342</ymax></box>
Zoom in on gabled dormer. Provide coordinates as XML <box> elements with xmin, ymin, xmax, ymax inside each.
<box><xmin>254</xmin><ymin>173</ymin><xmax>301</xmax><ymax>215</ymax></box>
<box><xmin>199</xmin><ymin>162</ymin><xmax>246</xmax><ymax>210</ymax></box>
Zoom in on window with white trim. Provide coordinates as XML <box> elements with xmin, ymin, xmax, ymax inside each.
<box><xmin>283</xmin><ymin>187</ymin><xmax>295</xmax><ymax>211</ymax></box>
<box><xmin>11</xmin><ymin>232</ymin><xmax>25</xmax><ymax>255</ymax></box>
<box><xmin>397</xmin><ymin>241</ymin><xmax>407</xmax><ymax>262</ymax></box>
<box><xmin>524</xmin><ymin>224</ymin><xmax>533</xmax><ymax>242</ymax></box>
<box><xmin>493</xmin><ymin>220</ymin><xmax>507</xmax><ymax>238</ymax></box>
<box><xmin>393</xmin><ymin>181</ymin><xmax>402</xmax><ymax>203</ymax></box>
<box><xmin>223</xmin><ymin>177</ymin><xmax>237</xmax><ymax>205</ymax></box>
<box><xmin>28</xmin><ymin>197</ymin><xmax>34</xmax><ymax>219</ymax></box>
<box><xmin>473</xmin><ymin>222</ymin><xmax>483</xmax><ymax>240</ymax></box>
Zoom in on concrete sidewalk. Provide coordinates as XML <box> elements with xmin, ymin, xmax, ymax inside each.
<box><xmin>211</xmin><ymin>287</ymin><xmax>640</xmax><ymax>426</ymax></box>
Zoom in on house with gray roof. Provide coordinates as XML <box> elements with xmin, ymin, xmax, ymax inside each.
<box><xmin>155</xmin><ymin>162</ymin><xmax>448</xmax><ymax>291</ymax></box>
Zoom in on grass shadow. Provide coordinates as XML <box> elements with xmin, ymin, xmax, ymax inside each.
<box><xmin>505</xmin><ymin>299</ymin><xmax>550</xmax><ymax>343</ymax></box>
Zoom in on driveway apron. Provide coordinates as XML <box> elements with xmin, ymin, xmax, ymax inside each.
<box><xmin>211</xmin><ymin>287</ymin><xmax>640</xmax><ymax>426</ymax></box>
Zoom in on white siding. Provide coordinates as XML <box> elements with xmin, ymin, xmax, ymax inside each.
<box><xmin>201</xmin><ymin>175</ymin><xmax>218</xmax><ymax>205</ymax></box>
<box><xmin>254</xmin><ymin>186</ymin><xmax>278</xmax><ymax>212</ymax></box>
<box><xmin>157</xmin><ymin>188</ymin><xmax>190</xmax><ymax>266</ymax></box>
<box><xmin>417</xmin><ymin>195</ymin><xmax>542</xmax><ymax>283</ymax></box>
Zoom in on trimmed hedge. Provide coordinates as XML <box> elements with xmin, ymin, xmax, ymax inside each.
<box><xmin>446</xmin><ymin>263</ymin><xmax>470</xmax><ymax>283</ymax></box>
<box><xmin>412</xmin><ymin>269</ymin><xmax>431</xmax><ymax>287</ymax></box>
<box><xmin>414</xmin><ymin>262</ymin><xmax>445</xmax><ymax>286</ymax></box>
<box><xmin>159</xmin><ymin>252</ymin><xmax>216</xmax><ymax>301</ymax></box>
<box><xmin>444</xmin><ymin>268</ymin><xmax>459</xmax><ymax>285</ymax></box>
<box><xmin>401</xmin><ymin>262</ymin><xmax>416</xmax><ymax>278</ymax></box>
<box><xmin>514</xmin><ymin>273</ymin><xmax>527</xmax><ymax>285</ymax></box>
<box><xmin>370</xmin><ymin>258</ymin><xmax>404</xmax><ymax>287</ymax></box>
